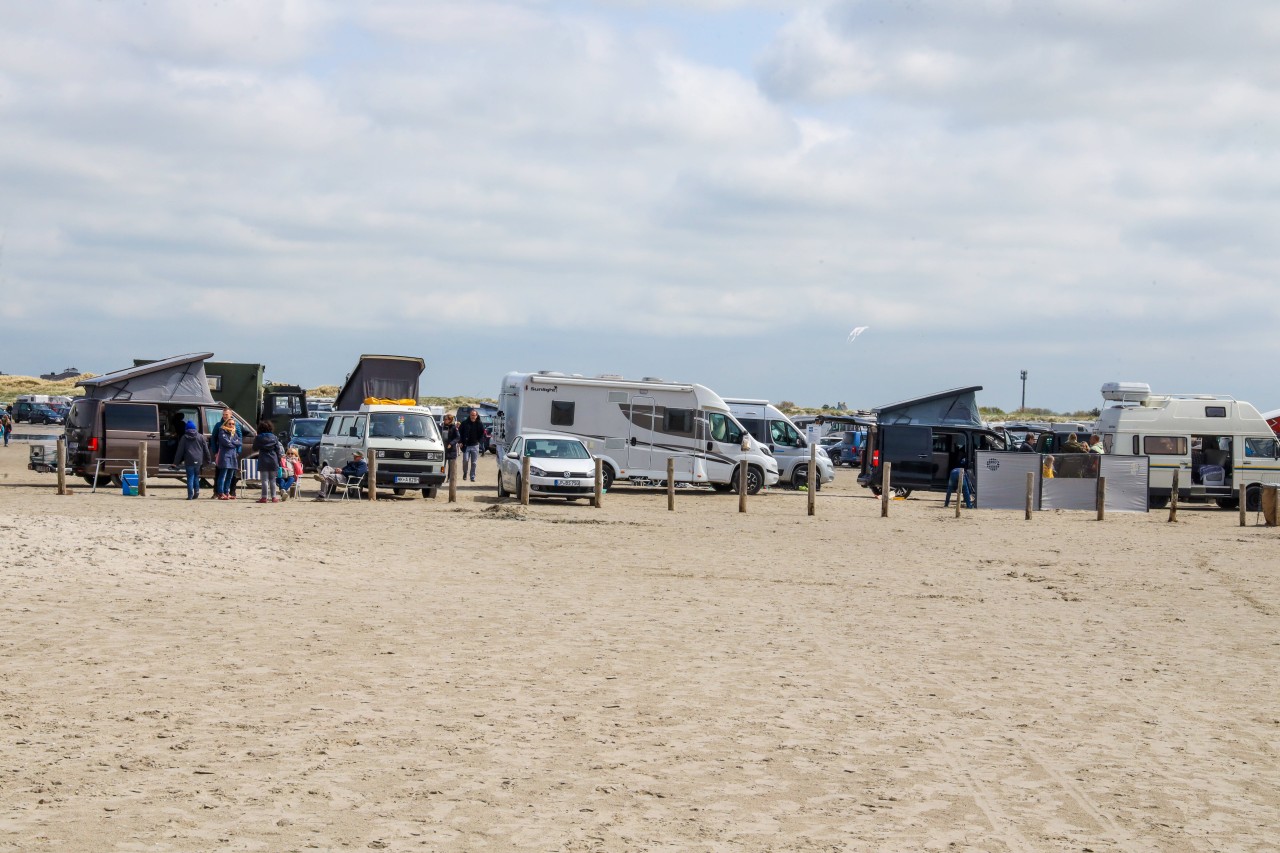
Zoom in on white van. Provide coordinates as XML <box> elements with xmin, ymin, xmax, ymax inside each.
<box><xmin>1093</xmin><ymin>382</ymin><xmax>1280</xmax><ymax>510</ymax></box>
<box><xmin>317</xmin><ymin>404</ymin><xmax>447</xmax><ymax>498</ymax></box>
<box><xmin>494</xmin><ymin>372</ymin><xmax>779</xmax><ymax>494</ymax></box>
<box><xmin>724</xmin><ymin>399</ymin><xmax>834</xmax><ymax>489</ymax></box>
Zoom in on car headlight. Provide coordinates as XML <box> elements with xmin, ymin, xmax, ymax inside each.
<box><xmin>376</xmin><ymin>450</ymin><xmax>386</xmax><ymax>458</ymax></box>
<box><xmin>529</xmin><ymin>466</ymin><xmax>548</xmax><ymax>476</ymax></box>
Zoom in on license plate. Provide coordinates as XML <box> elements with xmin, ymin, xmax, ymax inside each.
<box><xmin>394</xmin><ymin>476</ymin><xmax>419</xmax><ymax>484</ymax></box>
<box><xmin>554</xmin><ymin>479</ymin><xmax>580</xmax><ymax>487</ymax></box>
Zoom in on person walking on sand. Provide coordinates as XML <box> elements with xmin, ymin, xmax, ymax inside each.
<box><xmin>214</xmin><ymin>420</ymin><xmax>242</xmax><ymax>500</ymax></box>
<box><xmin>173</xmin><ymin>420</ymin><xmax>212</xmax><ymax>500</ymax></box>
<box><xmin>252</xmin><ymin>420</ymin><xmax>286</xmax><ymax>503</ymax></box>
<box><xmin>459</xmin><ymin>408</ymin><xmax>485</xmax><ymax>482</ymax></box>
<box><xmin>442</xmin><ymin>412</ymin><xmax>460</xmax><ymax>483</ymax></box>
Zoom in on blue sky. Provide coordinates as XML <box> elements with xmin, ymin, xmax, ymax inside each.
<box><xmin>2</xmin><ymin>0</ymin><xmax>1278</xmax><ymax>412</ymax></box>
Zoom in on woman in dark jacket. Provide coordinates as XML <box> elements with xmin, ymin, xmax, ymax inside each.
<box><xmin>173</xmin><ymin>420</ymin><xmax>213</xmax><ymax>500</ymax></box>
<box><xmin>442</xmin><ymin>413</ymin><xmax>461</xmax><ymax>483</ymax></box>
<box><xmin>252</xmin><ymin>420</ymin><xmax>286</xmax><ymax>504</ymax></box>
<box><xmin>214</xmin><ymin>421</ymin><xmax>242</xmax><ymax>500</ymax></box>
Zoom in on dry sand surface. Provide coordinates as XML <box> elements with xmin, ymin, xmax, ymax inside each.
<box><xmin>0</xmin><ymin>444</ymin><xmax>1277</xmax><ymax>852</ymax></box>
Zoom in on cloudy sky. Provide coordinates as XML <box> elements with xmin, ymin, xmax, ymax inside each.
<box><xmin>2</xmin><ymin>0</ymin><xmax>1278</xmax><ymax>411</ymax></box>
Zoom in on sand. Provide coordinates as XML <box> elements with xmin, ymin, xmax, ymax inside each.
<box><xmin>0</xmin><ymin>443</ymin><xmax>1277</xmax><ymax>852</ymax></box>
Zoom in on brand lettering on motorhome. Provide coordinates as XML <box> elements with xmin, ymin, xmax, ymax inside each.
<box><xmin>529</xmin><ymin>385</ymin><xmax>558</xmax><ymax>393</ymax></box>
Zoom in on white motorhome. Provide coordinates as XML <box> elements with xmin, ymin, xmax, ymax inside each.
<box><xmin>723</xmin><ymin>398</ymin><xmax>834</xmax><ymax>489</ymax></box>
<box><xmin>1094</xmin><ymin>382</ymin><xmax>1280</xmax><ymax>510</ymax></box>
<box><xmin>494</xmin><ymin>372</ymin><xmax>780</xmax><ymax>494</ymax></box>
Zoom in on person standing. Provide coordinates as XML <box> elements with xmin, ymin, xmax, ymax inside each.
<box><xmin>442</xmin><ymin>412</ymin><xmax>460</xmax><ymax>483</ymax></box>
<box><xmin>210</xmin><ymin>408</ymin><xmax>244</xmax><ymax>498</ymax></box>
<box><xmin>459</xmin><ymin>408</ymin><xmax>485</xmax><ymax>482</ymax></box>
<box><xmin>214</xmin><ymin>420</ymin><xmax>242</xmax><ymax>500</ymax></box>
<box><xmin>173</xmin><ymin>420</ymin><xmax>212</xmax><ymax>499</ymax></box>
<box><xmin>0</xmin><ymin>409</ymin><xmax>11</xmax><ymax>447</ymax></box>
<box><xmin>253</xmin><ymin>420</ymin><xmax>286</xmax><ymax>503</ymax></box>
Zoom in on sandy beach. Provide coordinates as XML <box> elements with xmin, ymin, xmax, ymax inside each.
<box><xmin>1</xmin><ymin>444</ymin><xmax>1277</xmax><ymax>852</ymax></box>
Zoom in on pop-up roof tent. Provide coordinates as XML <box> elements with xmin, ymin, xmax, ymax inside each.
<box><xmin>79</xmin><ymin>353</ymin><xmax>217</xmax><ymax>405</ymax></box>
<box><xmin>334</xmin><ymin>355</ymin><xmax>425</xmax><ymax>411</ymax></box>
<box><xmin>874</xmin><ymin>386</ymin><xmax>984</xmax><ymax>427</ymax></box>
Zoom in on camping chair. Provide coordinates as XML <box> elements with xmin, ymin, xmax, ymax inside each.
<box><xmin>240</xmin><ymin>457</ymin><xmax>259</xmax><ymax>486</ymax></box>
<box><xmin>339</xmin><ymin>474</ymin><xmax>366</xmax><ymax>501</ymax></box>
<box><xmin>285</xmin><ymin>477</ymin><xmax>302</xmax><ymax>500</ymax></box>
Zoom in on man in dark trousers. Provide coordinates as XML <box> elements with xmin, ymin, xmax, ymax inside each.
<box><xmin>459</xmin><ymin>408</ymin><xmax>486</xmax><ymax>482</ymax></box>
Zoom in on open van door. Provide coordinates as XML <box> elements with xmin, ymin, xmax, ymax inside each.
<box><xmin>880</xmin><ymin>424</ymin><xmax>934</xmax><ymax>489</ymax></box>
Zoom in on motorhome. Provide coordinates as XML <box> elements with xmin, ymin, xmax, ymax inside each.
<box><xmin>858</xmin><ymin>386</ymin><xmax>1008</xmax><ymax>497</ymax></box>
<box><xmin>1093</xmin><ymin>382</ymin><xmax>1280</xmax><ymax>510</ymax></box>
<box><xmin>494</xmin><ymin>372</ymin><xmax>779</xmax><ymax>494</ymax></box>
<box><xmin>317</xmin><ymin>355</ymin><xmax>446</xmax><ymax>498</ymax></box>
<box><xmin>723</xmin><ymin>399</ymin><xmax>834</xmax><ymax>489</ymax></box>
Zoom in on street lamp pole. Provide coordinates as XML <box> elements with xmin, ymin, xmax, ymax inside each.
<box><xmin>1020</xmin><ymin>370</ymin><xmax>1028</xmax><ymax>412</ymax></box>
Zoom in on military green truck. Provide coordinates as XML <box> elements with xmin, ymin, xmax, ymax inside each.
<box><xmin>136</xmin><ymin>359</ymin><xmax>309</xmax><ymax>436</ymax></box>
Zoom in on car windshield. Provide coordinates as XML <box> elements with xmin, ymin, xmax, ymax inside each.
<box><xmin>525</xmin><ymin>439</ymin><xmax>590</xmax><ymax>459</ymax></box>
<box><xmin>368</xmin><ymin>412</ymin><xmax>439</xmax><ymax>440</ymax></box>
<box><xmin>291</xmin><ymin>420</ymin><xmax>324</xmax><ymax>438</ymax></box>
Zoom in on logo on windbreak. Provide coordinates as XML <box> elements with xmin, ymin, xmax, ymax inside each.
<box><xmin>986</xmin><ymin>458</ymin><xmax>1000</xmax><ymax>471</ymax></box>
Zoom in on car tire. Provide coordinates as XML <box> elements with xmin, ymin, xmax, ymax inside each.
<box><xmin>1149</xmin><ymin>494</ymin><xmax>1170</xmax><ymax>510</ymax></box>
<box><xmin>425</xmin><ymin>487</ymin><xmax>438</xmax><ymax>499</ymax></box>
<box><xmin>869</xmin><ymin>484</ymin><xmax>882</xmax><ymax>497</ymax></box>
<box><xmin>393</xmin><ymin>488</ymin><xmax>406</xmax><ymax>496</ymax></box>
<box><xmin>1246</xmin><ymin>484</ymin><xmax>1263</xmax><ymax>513</ymax></box>
<box><xmin>735</xmin><ymin>465</ymin><xmax>764</xmax><ymax>495</ymax></box>
<box><xmin>599</xmin><ymin>464</ymin><xmax>614</xmax><ymax>492</ymax></box>
<box><xmin>496</xmin><ymin>472</ymin><xmax>508</xmax><ymax>498</ymax></box>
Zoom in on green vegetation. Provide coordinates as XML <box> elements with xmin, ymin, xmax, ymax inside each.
<box><xmin>0</xmin><ymin>374</ymin><xmax>92</xmax><ymax>404</ymax></box>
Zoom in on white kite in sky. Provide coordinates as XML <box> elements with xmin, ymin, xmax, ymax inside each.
<box><xmin>847</xmin><ymin>326</ymin><xmax>869</xmax><ymax>343</ymax></box>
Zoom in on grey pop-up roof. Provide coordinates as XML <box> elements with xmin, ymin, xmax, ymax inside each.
<box><xmin>78</xmin><ymin>352</ymin><xmax>217</xmax><ymax>404</ymax></box>
<box><xmin>334</xmin><ymin>354</ymin><xmax>425</xmax><ymax>410</ymax></box>
<box><xmin>874</xmin><ymin>386</ymin><xmax>984</xmax><ymax>427</ymax></box>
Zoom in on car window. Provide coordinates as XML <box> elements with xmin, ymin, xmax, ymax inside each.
<box><xmin>526</xmin><ymin>439</ymin><xmax>590</xmax><ymax>459</ymax></box>
<box><xmin>707</xmin><ymin>412</ymin><xmax>743</xmax><ymax>445</ymax></box>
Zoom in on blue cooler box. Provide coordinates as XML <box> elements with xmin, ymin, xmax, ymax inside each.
<box><xmin>121</xmin><ymin>473</ymin><xmax>140</xmax><ymax>496</ymax></box>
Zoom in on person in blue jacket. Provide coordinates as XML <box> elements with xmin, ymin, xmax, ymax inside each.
<box><xmin>214</xmin><ymin>419</ymin><xmax>242</xmax><ymax>500</ymax></box>
<box><xmin>173</xmin><ymin>420</ymin><xmax>213</xmax><ymax>500</ymax></box>
<box><xmin>316</xmin><ymin>451</ymin><xmax>369</xmax><ymax>500</ymax></box>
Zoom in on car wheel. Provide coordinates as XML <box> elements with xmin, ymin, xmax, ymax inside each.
<box><xmin>869</xmin><ymin>484</ymin><xmax>882</xmax><ymax>497</ymax></box>
<box><xmin>393</xmin><ymin>488</ymin><xmax>406</xmax><ymax>496</ymax></box>
<box><xmin>83</xmin><ymin>474</ymin><xmax>111</xmax><ymax>487</ymax></box>
<box><xmin>424</xmin><ymin>487</ymin><xmax>438</xmax><ymax>499</ymax></box>
<box><xmin>1214</xmin><ymin>496</ymin><xmax>1237</xmax><ymax>510</ymax></box>
<box><xmin>1149</xmin><ymin>494</ymin><xmax>1170</xmax><ymax>510</ymax></box>
<box><xmin>1246</xmin><ymin>484</ymin><xmax>1263</xmax><ymax>513</ymax></box>
<box><xmin>791</xmin><ymin>469</ymin><xmax>807</xmax><ymax>490</ymax></box>
<box><xmin>894</xmin><ymin>487</ymin><xmax>912</xmax><ymax>499</ymax></box>
<box><xmin>497</xmin><ymin>471</ymin><xmax>508</xmax><ymax>498</ymax></box>
<box><xmin>599</xmin><ymin>464</ymin><xmax>614</xmax><ymax>492</ymax></box>
<box><xmin>735</xmin><ymin>465</ymin><xmax>763</xmax><ymax>495</ymax></box>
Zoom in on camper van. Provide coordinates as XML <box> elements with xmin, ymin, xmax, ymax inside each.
<box><xmin>45</xmin><ymin>353</ymin><xmax>257</xmax><ymax>485</ymax></box>
<box><xmin>723</xmin><ymin>399</ymin><xmax>834</xmax><ymax>489</ymax></box>
<box><xmin>315</xmin><ymin>355</ymin><xmax>446</xmax><ymax>498</ymax></box>
<box><xmin>1093</xmin><ymin>382</ymin><xmax>1280</xmax><ymax>510</ymax></box>
<box><xmin>494</xmin><ymin>372</ymin><xmax>779</xmax><ymax>494</ymax></box>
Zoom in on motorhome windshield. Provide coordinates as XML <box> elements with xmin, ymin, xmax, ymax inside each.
<box><xmin>369</xmin><ymin>412</ymin><xmax>438</xmax><ymax>440</ymax></box>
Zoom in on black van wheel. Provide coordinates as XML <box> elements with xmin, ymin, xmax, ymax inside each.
<box><xmin>393</xmin><ymin>488</ymin><xmax>406</xmax><ymax>496</ymax></box>
<box><xmin>1149</xmin><ymin>494</ymin><xmax>1170</xmax><ymax>510</ymax></box>
<box><xmin>735</xmin><ymin>465</ymin><xmax>764</xmax><ymax>495</ymax></box>
<box><xmin>1246</xmin><ymin>484</ymin><xmax>1263</xmax><ymax>513</ymax></box>
<box><xmin>894</xmin><ymin>487</ymin><xmax>912</xmax><ymax>499</ymax></box>
<box><xmin>83</xmin><ymin>474</ymin><xmax>110</xmax><ymax>487</ymax></box>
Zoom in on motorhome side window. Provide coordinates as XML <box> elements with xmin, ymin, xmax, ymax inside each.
<box><xmin>1245</xmin><ymin>437</ymin><xmax>1277</xmax><ymax>458</ymax></box>
<box><xmin>1205</xmin><ymin>406</ymin><xmax>1227</xmax><ymax>418</ymax></box>
<box><xmin>665</xmin><ymin>408</ymin><xmax>695</xmax><ymax>435</ymax></box>
<box><xmin>551</xmin><ymin>401</ymin><xmax>575</xmax><ymax>426</ymax></box>
<box><xmin>1144</xmin><ymin>436</ymin><xmax>1187</xmax><ymax>455</ymax></box>
<box><xmin>707</xmin><ymin>412</ymin><xmax>743</xmax><ymax>444</ymax></box>
<box><xmin>104</xmin><ymin>403</ymin><xmax>158</xmax><ymax>432</ymax></box>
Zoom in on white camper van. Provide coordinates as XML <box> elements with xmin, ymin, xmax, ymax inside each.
<box><xmin>724</xmin><ymin>398</ymin><xmax>834</xmax><ymax>489</ymax></box>
<box><xmin>494</xmin><ymin>372</ymin><xmax>779</xmax><ymax>494</ymax></box>
<box><xmin>1093</xmin><ymin>382</ymin><xmax>1280</xmax><ymax>510</ymax></box>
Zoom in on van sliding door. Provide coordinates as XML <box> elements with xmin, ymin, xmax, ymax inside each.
<box><xmin>103</xmin><ymin>402</ymin><xmax>160</xmax><ymax>475</ymax></box>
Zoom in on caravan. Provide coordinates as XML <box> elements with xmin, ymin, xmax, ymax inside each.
<box><xmin>494</xmin><ymin>372</ymin><xmax>779</xmax><ymax>494</ymax></box>
<box><xmin>723</xmin><ymin>399</ymin><xmax>834</xmax><ymax>489</ymax></box>
<box><xmin>1093</xmin><ymin>382</ymin><xmax>1280</xmax><ymax>510</ymax></box>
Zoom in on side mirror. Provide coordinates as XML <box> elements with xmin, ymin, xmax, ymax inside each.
<box><xmin>507</xmin><ymin>452</ymin><xmax>518</xmax><ymax>459</ymax></box>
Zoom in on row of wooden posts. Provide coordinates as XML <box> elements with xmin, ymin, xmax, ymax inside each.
<box><xmin>52</xmin><ymin>438</ymin><xmax>1280</xmax><ymax>526</ymax></box>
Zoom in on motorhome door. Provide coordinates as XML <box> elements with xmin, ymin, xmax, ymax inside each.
<box><xmin>627</xmin><ymin>396</ymin><xmax>656</xmax><ymax>473</ymax></box>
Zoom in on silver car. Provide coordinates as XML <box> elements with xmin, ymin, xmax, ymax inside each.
<box><xmin>497</xmin><ymin>434</ymin><xmax>596</xmax><ymax>501</ymax></box>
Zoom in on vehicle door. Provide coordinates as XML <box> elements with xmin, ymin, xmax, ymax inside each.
<box><xmin>103</xmin><ymin>402</ymin><xmax>160</xmax><ymax>475</ymax></box>
<box><xmin>1240</xmin><ymin>436</ymin><xmax>1280</xmax><ymax>486</ymax></box>
<box><xmin>703</xmin><ymin>410</ymin><xmax>746</xmax><ymax>483</ymax></box>
<box><xmin>879</xmin><ymin>425</ymin><xmax>934</xmax><ymax>488</ymax></box>
<box><xmin>768</xmin><ymin>418</ymin><xmax>805</xmax><ymax>479</ymax></box>
<box><xmin>501</xmin><ymin>436</ymin><xmax>524</xmax><ymax>492</ymax></box>
<box><xmin>318</xmin><ymin>415</ymin><xmax>350</xmax><ymax>469</ymax></box>
<box><xmin>627</xmin><ymin>396</ymin><xmax>656</xmax><ymax>474</ymax></box>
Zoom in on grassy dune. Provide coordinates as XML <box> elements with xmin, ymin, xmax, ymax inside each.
<box><xmin>0</xmin><ymin>374</ymin><xmax>93</xmax><ymax>403</ymax></box>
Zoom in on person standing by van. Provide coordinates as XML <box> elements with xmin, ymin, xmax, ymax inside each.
<box><xmin>173</xmin><ymin>420</ymin><xmax>212</xmax><ymax>499</ymax></box>
<box><xmin>214</xmin><ymin>420</ymin><xmax>242</xmax><ymax>500</ymax></box>
<box><xmin>0</xmin><ymin>409</ymin><xmax>11</xmax><ymax>447</ymax></box>
<box><xmin>442</xmin><ymin>412</ymin><xmax>460</xmax><ymax>483</ymax></box>
<box><xmin>253</xmin><ymin>420</ymin><xmax>286</xmax><ymax>503</ymax></box>
<box><xmin>459</xmin><ymin>408</ymin><xmax>485</xmax><ymax>482</ymax></box>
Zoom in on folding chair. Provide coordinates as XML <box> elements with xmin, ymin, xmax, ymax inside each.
<box><xmin>339</xmin><ymin>474</ymin><xmax>366</xmax><ymax>501</ymax></box>
<box><xmin>239</xmin><ymin>457</ymin><xmax>259</xmax><ymax>492</ymax></box>
<box><xmin>286</xmin><ymin>478</ymin><xmax>302</xmax><ymax>500</ymax></box>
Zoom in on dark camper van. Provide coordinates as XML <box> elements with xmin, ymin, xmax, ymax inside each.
<box><xmin>858</xmin><ymin>386</ymin><xmax>1007</xmax><ymax>497</ymax></box>
<box><xmin>63</xmin><ymin>353</ymin><xmax>256</xmax><ymax>486</ymax></box>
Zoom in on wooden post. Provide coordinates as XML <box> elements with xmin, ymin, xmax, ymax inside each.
<box><xmin>1168</xmin><ymin>469</ymin><xmax>1179</xmax><ymax>522</ymax></box>
<box><xmin>1096</xmin><ymin>476</ymin><xmax>1106</xmax><ymax>521</ymax></box>
<box><xmin>448</xmin><ymin>456</ymin><xmax>458</xmax><ymax>503</ymax></box>
<box><xmin>954</xmin><ymin>470</ymin><xmax>963</xmax><ymax>517</ymax></box>
<box><xmin>1025</xmin><ymin>471</ymin><xmax>1034</xmax><ymax>520</ymax></box>
<box><xmin>138</xmin><ymin>441</ymin><xmax>148</xmax><ymax>497</ymax></box>
<box><xmin>738</xmin><ymin>459</ymin><xmax>748</xmax><ymax>513</ymax></box>
<box><xmin>520</xmin><ymin>455</ymin><xmax>531</xmax><ymax>506</ymax></box>
<box><xmin>1239</xmin><ymin>483</ymin><xmax>1248</xmax><ymax>527</ymax></box>
<box><xmin>667</xmin><ymin>458</ymin><xmax>675</xmax><ymax>511</ymax></box>
<box><xmin>592</xmin><ymin>458</ymin><xmax>603</xmax><ymax>508</ymax></box>
<box><xmin>807</xmin><ymin>444</ymin><xmax>816</xmax><ymax>517</ymax></box>
<box><xmin>368</xmin><ymin>452</ymin><xmax>377</xmax><ymax>501</ymax></box>
<box><xmin>1263</xmin><ymin>485</ymin><xmax>1278</xmax><ymax>527</ymax></box>
<box><xmin>56</xmin><ymin>436</ymin><xmax>67</xmax><ymax>496</ymax></box>
<box><xmin>881</xmin><ymin>461</ymin><xmax>891</xmax><ymax>518</ymax></box>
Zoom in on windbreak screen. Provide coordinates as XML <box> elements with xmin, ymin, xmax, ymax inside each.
<box><xmin>974</xmin><ymin>452</ymin><xmax>1040</xmax><ymax>510</ymax></box>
